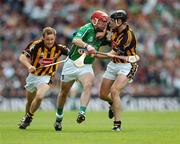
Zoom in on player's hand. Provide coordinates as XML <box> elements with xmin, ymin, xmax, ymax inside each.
<box><xmin>28</xmin><ymin>66</ymin><xmax>36</xmax><ymax>73</ymax></box>
<box><xmin>58</xmin><ymin>44</ymin><xmax>66</xmax><ymax>49</ymax></box>
<box><xmin>86</xmin><ymin>45</ymin><xmax>96</xmax><ymax>54</ymax></box>
<box><xmin>58</xmin><ymin>44</ymin><xmax>70</xmax><ymax>55</ymax></box>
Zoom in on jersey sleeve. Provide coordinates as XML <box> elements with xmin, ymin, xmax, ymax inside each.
<box><xmin>73</xmin><ymin>25</ymin><xmax>90</xmax><ymax>39</ymax></box>
<box><xmin>22</xmin><ymin>41</ymin><xmax>35</xmax><ymax>58</ymax></box>
<box><xmin>57</xmin><ymin>44</ymin><xmax>69</xmax><ymax>56</ymax></box>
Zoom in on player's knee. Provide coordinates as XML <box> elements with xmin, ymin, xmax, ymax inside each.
<box><xmin>84</xmin><ymin>83</ymin><xmax>93</xmax><ymax>91</ymax></box>
<box><xmin>35</xmin><ymin>94</ymin><xmax>44</xmax><ymax>101</ymax></box>
<box><xmin>60</xmin><ymin>90</ymin><xmax>69</xmax><ymax>97</ymax></box>
<box><xmin>110</xmin><ymin>87</ymin><xmax>120</xmax><ymax>97</ymax></box>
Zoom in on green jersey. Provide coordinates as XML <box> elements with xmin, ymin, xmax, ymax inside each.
<box><xmin>69</xmin><ymin>23</ymin><xmax>107</xmax><ymax>64</ymax></box>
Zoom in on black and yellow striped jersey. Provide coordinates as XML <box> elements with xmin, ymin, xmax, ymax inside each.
<box><xmin>111</xmin><ymin>25</ymin><xmax>137</xmax><ymax>63</ymax></box>
<box><xmin>22</xmin><ymin>39</ymin><xmax>69</xmax><ymax>76</ymax></box>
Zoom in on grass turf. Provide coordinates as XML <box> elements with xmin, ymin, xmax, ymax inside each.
<box><xmin>0</xmin><ymin>111</ymin><xmax>180</xmax><ymax>144</ymax></box>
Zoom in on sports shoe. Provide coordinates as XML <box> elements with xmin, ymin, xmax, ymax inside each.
<box><xmin>18</xmin><ymin>115</ymin><xmax>32</xmax><ymax>129</ymax></box>
<box><xmin>112</xmin><ymin>121</ymin><xmax>121</xmax><ymax>131</ymax></box>
<box><xmin>54</xmin><ymin>121</ymin><xmax>62</xmax><ymax>131</ymax></box>
<box><xmin>112</xmin><ymin>125</ymin><xmax>121</xmax><ymax>131</ymax></box>
<box><xmin>76</xmin><ymin>112</ymin><xmax>86</xmax><ymax>124</ymax></box>
<box><xmin>108</xmin><ymin>106</ymin><xmax>114</xmax><ymax>119</ymax></box>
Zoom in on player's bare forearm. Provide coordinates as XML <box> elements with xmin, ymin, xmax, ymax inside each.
<box><xmin>72</xmin><ymin>38</ymin><xmax>87</xmax><ymax>48</ymax></box>
<box><xmin>95</xmin><ymin>53</ymin><xmax>109</xmax><ymax>58</ymax></box>
<box><xmin>19</xmin><ymin>54</ymin><xmax>32</xmax><ymax>69</ymax></box>
<box><xmin>73</xmin><ymin>38</ymin><xmax>96</xmax><ymax>54</ymax></box>
<box><xmin>95</xmin><ymin>50</ymin><xmax>118</xmax><ymax>59</ymax></box>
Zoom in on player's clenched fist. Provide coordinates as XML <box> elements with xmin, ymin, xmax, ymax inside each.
<box><xmin>86</xmin><ymin>44</ymin><xmax>96</xmax><ymax>54</ymax></box>
<box><xmin>28</xmin><ymin>65</ymin><xmax>36</xmax><ymax>73</ymax></box>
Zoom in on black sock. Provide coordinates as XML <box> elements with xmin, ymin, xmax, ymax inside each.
<box><xmin>108</xmin><ymin>101</ymin><xmax>113</xmax><ymax>106</ymax></box>
<box><xmin>114</xmin><ymin>121</ymin><xmax>121</xmax><ymax>127</ymax></box>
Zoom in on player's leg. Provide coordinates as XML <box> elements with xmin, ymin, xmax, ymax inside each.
<box><xmin>100</xmin><ymin>62</ymin><xmax>116</xmax><ymax>119</ymax></box>
<box><xmin>110</xmin><ymin>74</ymin><xmax>129</xmax><ymax>131</ymax></box>
<box><xmin>19</xmin><ymin>83</ymin><xmax>50</xmax><ymax>129</ymax></box>
<box><xmin>25</xmin><ymin>91</ymin><xmax>36</xmax><ymax>114</ymax></box>
<box><xmin>54</xmin><ymin>80</ymin><xmax>75</xmax><ymax>131</ymax></box>
<box><xmin>99</xmin><ymin>78</ymin><xmax>114</xmax><ymax>119</ymax></box>
<box><xmin>18</xmin><ymin>91</ymin><xmax>36</xmax><ymax>128</ymax></box>
<box><xmin>30</xmin><ymin>83</ymin><xmax>50</xmax><ymax>114</ymax></box>
<box><xmin>99</xmin><ymin>78</ymin><xmax>114</xmax><ymax>102</ymax></box>
<box><xmin>76</xmin><ymin>72</ymin><xmax>94</xmax><ymax>123</ymax></box>
<box><xmin>19</xmin><ymin>74</ymin><xmax>38</xmax><ymax>129</ymax></box>
<box><xmin>54</xmin><ymin>59</ymin><xmax>79</xmax><ymax>130</ymax></box>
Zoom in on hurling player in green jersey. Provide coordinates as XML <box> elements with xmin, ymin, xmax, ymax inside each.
<box><xmin>54</xmin><ymin>10</ymin><xmax>111</xmax><ymax>131</ymax></box>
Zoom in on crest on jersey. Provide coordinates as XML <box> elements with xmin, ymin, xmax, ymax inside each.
<box><xmin>88</xmin><ymin>36</ymin><xmax>94</xmax><ymax>42</ymax></box>
<box><xmin>76</xmin><ymin>33</ymin><xmax>82</xmax><ymax>37</ymax></box>
<box><xmin>40</xmin><ymin>52</ymin><xmax>44</xmax><ymax>58</ymax></box>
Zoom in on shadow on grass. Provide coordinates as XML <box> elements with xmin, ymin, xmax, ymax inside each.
<box><xmin>16</xmin><ymin>127</ymin><xmax>133</xmax><ymax>134</ymax></box>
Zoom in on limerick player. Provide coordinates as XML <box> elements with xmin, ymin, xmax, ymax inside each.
<box><xmin>54</xmin><ymin>10</ymin><xmax>110</xmax><ymax>131</ymax></box>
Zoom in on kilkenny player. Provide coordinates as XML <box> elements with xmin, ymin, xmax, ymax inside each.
<box><xmin>99</xmin><ymin>10</ymin><xmax>139</xmax><ymax>131</ymax></box>
<box><xmin>18</xmin><ymin>27</ymin><xmax>69</xmax><ymax>129</ymax></box>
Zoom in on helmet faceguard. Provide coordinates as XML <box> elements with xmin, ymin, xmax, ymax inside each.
<box><xmin>110</xmin><ymin>10</ymin><xmax>128</xmax><ymax>28</ymax></box>
<box><xmin>110</xmin><ymin>10</ymin><xmax>128</xmax><ymax>22</ymax></box>
<box><xmin>91</xmin><ymin>10</ymin><xmax>109</xmax><ymax>31</ymax></box>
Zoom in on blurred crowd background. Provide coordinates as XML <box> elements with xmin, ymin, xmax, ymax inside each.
<box><xmin>0</xmin><ymin>0</ymin><xmax>179</xmax><ymax>98</ymax></box>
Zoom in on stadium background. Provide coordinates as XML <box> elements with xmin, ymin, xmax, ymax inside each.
<box><xmin>0</xmin><ymin>0</ymin><xmax>179</xmax><ymax>111</ymax></box>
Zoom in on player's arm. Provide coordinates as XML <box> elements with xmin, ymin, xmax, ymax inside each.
<box><xmin>19</xmin><ymin>54</ymin><xmax>36</xmax><ymax>73</ymax></box>
<box><xmin>72</xmin><ymin>25</ymin><xmax>89</xmax><ymax>48</ymax></box>
<box><xmin>95</xmin><ymin>49</ymin><xmax>116</xmax><ymax>59</ymax></box>
<box><xmin>72</xmin><ymin>38</ymin><xmax>87</xmax><ymax>49</ymax></box>
<box><xmin>58</xmin><ymin>44</ymin><xmax>70</xmax><ymax>56</ymax></box>
<box><xmin>72</xmin><ymin>26</ymin><xmax>96</xmax><ymax>54</ymax></box>
<box><xmin>73</xmin><ymin>38</ymin><xmax>96</xmax><ymax>54</ymax></box>
<box><xmin>19</xmin><ymin>42</ymin><xmax>36</xmax><ymax>73</ymax></box>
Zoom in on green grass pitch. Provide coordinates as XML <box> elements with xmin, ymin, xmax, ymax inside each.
<box><xmin>0</xmin><ymin>111</ymin><xmax>180</xmax><ymax>144</ymax></box>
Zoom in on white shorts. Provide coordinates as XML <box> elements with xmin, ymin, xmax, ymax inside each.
<box><xmin>103</xmin><ymin>61</ymin><xmax>138</xmax><ymax>81</ymax></box>
<box><xmin>25</xmin><ymin>73</ymin><xmax>51</xmax><ymax>93</ymax></box>
<box><xmin>61</xmin><ymin>58</ymin><xmax>94</xmax><ymax>82</ymax></box>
